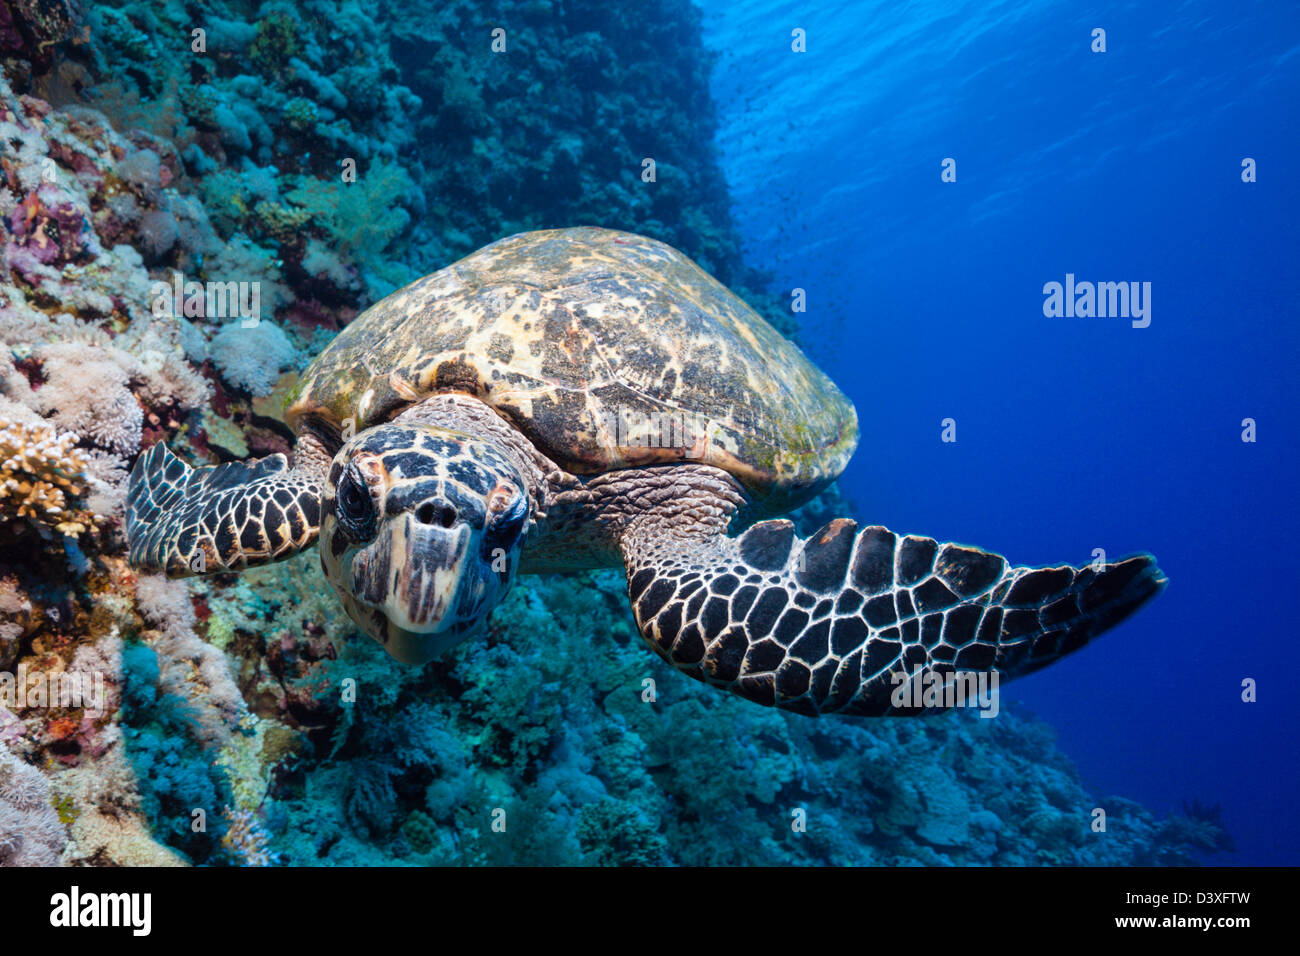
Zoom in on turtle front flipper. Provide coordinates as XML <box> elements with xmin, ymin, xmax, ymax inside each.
<box><xmin>127</xmin><ymin>438</ymin><xmax>326</xmax><ymax>577</ymax></box>
<box><xmin>621</xmin><ymin>517</ymin><xmax>1166</xmax><ymax>717</ymax></box>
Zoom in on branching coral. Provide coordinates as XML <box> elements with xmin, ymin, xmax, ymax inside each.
<box><xmin>0</xmin><ymin>417</ymin><xmax>95</xmax><ymax>534</ymax></box>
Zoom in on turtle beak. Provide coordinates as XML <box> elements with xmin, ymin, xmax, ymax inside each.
<box><xmin>349</xmin><ymin>509</ymin><xmax>487</xmax><ymax>663</ymax></box>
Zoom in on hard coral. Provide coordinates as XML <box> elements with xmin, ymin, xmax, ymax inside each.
<box><xmin>0</xmin><ymin>416</ymin><xmax>94</xmax><ymax>534</ymax></box>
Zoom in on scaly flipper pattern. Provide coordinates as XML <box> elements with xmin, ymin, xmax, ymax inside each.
<box><xmin>126</xmin><ymin>438</ymin><xmax>326</xmax><ymax>577</ymax></box>
<box><xmin>622</xmin><ymin>517</ymin><xmax>1166</xmax><ymax>716</ymax></box>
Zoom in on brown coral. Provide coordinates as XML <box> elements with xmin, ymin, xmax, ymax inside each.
<box><xmin>0</xmin><ymin>417</ymin><xmax>95</xmax><ymax>534</ymax></box>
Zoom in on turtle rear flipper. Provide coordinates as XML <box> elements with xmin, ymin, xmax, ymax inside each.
<box><xmin>127</xmin><ymin>440</ymin><xmax>324</xmax><ymax>577</ymax></box>
<box><xmin>621</xmin><ymin>516</ymin><xmax>1166</xmax><ymax>717</ymax></box>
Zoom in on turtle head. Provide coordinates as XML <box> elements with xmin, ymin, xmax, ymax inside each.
<box><xmin>319</xmin><ymin>422</ymin><xmax>531</xmax><ymax>664</ymax></box>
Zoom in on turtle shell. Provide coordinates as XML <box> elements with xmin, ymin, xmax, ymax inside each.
<box><xmin>286</xmin><ymin>227</ymin><xmax>858</xmax><ymax>514</ymax></box>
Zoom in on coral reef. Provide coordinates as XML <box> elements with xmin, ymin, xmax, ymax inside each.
<box><xmin>0</xmin><ymin>0</ymin><xmax>1230</xmax><ymax>869</ymax></box>
<box><xmin>0</xmin><ymin>740</ymin><xmax>66</xmax><ymax>865</ymax></box>
<box><xmin>0</xmin><ymin>417</ymin><xmax>92</xmax><ymax>533</ymax></box>
<box><xmin>221</xmin><ymin>806</ymin><xmax>276</xmax><ymax>866</ymax></box>
<box><xmin>208</xmin><ymin>319</ymin><xmax>297</xmax><ymax>396</ymax></box>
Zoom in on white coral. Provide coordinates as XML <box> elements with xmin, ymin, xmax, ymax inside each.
<box><xmin>0</xmin><ymin>744</ymin><xmax>67</xmax><ymax>866</ymax></box>
<box><xmin>210</xmin><ymin>319</ymin><xmax>298</xmax><ymax>396</ymax></box>
<box><xmin>29</xmin><ymin>343</ymin><xmax>143</xmax><ymax>458</ymax></box>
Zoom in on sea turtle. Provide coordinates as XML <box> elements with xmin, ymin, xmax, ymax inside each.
<box><xmin>126</xmin><ymin>227</ymin><xmax>1165</xmax><ymax>716</ymax></box>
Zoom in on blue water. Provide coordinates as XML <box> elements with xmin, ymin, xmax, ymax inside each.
<box><xmin>699</xmin><ymin>0</ymin><xmax>1300</xmax><ymax>866</ymax></box>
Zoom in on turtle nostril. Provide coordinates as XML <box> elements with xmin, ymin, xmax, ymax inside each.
<box><xmin>414</xmin><ymin>502</ymin><xmax>457</xmax><ymax>527</ymax></box>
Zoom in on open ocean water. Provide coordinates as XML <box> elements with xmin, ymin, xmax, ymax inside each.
<box><xmin>700</xmin><ymin>0</ymin><xmax>1300</xmax><ymax>866</ymax></box>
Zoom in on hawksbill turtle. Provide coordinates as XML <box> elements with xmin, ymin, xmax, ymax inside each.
<box><xmin>126</xmin><ymin>227</ymin><xmax>1165</xmax><ymax>716</ymax></box>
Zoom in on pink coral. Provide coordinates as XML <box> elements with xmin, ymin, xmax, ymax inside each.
<box><xmin>6</xmin><ymin>185</ymin><xmax>93</xmax><ymax>267</ymax></box>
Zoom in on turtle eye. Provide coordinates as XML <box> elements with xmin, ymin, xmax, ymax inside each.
<box><xmin>336</xmin><ymin>467</ymin><xmax>376</xmax><ymax>540</ymax></box>
<box><xmin>483</xmin><ymin>487</ymin><xmax>528</xmax><ymax>554</ymax></box>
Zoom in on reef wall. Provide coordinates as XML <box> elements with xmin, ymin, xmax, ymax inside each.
<box><xmin>0</xmin><ymin>0</ymin><xmax>1228</xmax><ymax>865</ymax></box>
